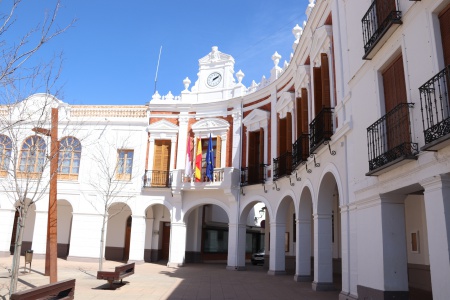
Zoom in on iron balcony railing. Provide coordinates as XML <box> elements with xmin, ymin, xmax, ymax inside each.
<box><xmin>367</xmin><ymin>103</ymin><xmax>418</xmax><ymax>172</ymax></box>
<box><xmin>362</xmin><ymin>0</ymin><xmax>402</xmax><ymax>59</ymax></box>
<box><xmin>273</xmin><ymin>152</ymin><xmax>292</xmax><ymax>181</ymax></box>
<box><xmin>182</xmin><ymin>167</ymin><xmax>225</xmax><ymax>183</ymax></box>
<box><xmin>292</xmin><ymin>134</ymin><xmax>310</xmax><ymax>170</ymax></box>
<box><xmin>241</xmin><ymin>164</ymin><xmax>267</xmax><ymax>186</ymax></box>
<box><xmin>309</xmin><ymin>107</ymin><xmax>334</xmax><ymax>153</ymax></box>
<box><xmin>419</xmin><ymin>65</ymin><xmax>450</xmax><ymax>146</ymax></box>
<box><xmin>143</xmin><ymin>170</ymin><xmax>172</xmax><ymax>188</ymax></box>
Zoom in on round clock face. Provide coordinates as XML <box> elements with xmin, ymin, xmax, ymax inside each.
<box><xmin>207</xmin><ymin>72</ymin><xmax>222</xmax><ymax>87</ymax></box>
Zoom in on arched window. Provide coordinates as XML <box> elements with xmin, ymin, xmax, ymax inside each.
<box><xmin>0</xmin><ymin>134</ymin><xmax>12</xmax><ymax>175</ymax></box>
<box><xmin>58</xmin><ymin>136</ymin><xmax>81</xmax><ymax>179</ymax></box>
<box><xmin>19</xmin><ymin>136</ymin><xmax>46</xmax><ymax>173</ymax></box>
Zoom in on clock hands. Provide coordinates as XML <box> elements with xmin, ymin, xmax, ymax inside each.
<box><xmin>213</xmin><ymin>75</ymin><xmax>219</xmax><ymax>81</ymax></box>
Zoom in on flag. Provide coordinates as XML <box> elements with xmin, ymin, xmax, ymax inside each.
<box><xmin>206</xmin><ymin>134</ymin><xmax>214</xmax><ymax>181</ymax></box>
<box><xmin>185</xmin><ymin>136</ymin><xmax>192</xmax><ymax>178</ymax></box>
<box><xmin>194</xmin><ymin>137</ymin><xmax>202</xmax><ymax>182</ymax></box>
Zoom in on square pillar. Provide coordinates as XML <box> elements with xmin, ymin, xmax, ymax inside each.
<box><xmin>421</xmin><ymin>174</ymin><xmax>450</xmax><ymax>300</ymax></box>
<box><xmin>128</xmin><ymin>215</ymin><xmax>146</xmax><ymax>263</ymax></box>
<box><xmin>312</xmin><ymin>213</ymin><xmax>333</xmax><ymax>290</ymax></box>
<box><xmin>295</xmin><ymin>218</ymin><xmax>312</xmax><ymax>281</ymax></box>
<box><xmin>268</xmin><ymin>222</ymin><xmax>286</xmax><ymax>275</ymax></box>
<box><xmin>167</xmin><ymin>222</ymin><xmax>186</xmax><ymax>267</ymax></box>
<box><xmin>227</xmin><ymin>223</ymin><xmax>246</xmax><ymax>270</ymax></box>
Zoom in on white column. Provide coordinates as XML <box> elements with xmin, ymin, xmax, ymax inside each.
<box><xmin>31</xmin><ymin>210</ymin><xmax>48</xmax><ymax>255</ymax></box>
<box><xmin>268</xmin><ymin>221</ymin><xmax>286</xmax><ymax>275</ymax></box>
<box><xmin>340</xmin><ymin>205</ymin><xmax>351</xmax><ymax>296</ymax></box>
<box><xmin>68</xmin><ymin>213</ymin><xmax>104</xmax><ymax>260</ymax></box>
<box><xmin>147</xmin><ymin>137</ymin><xmax>155</xmax><ymax>171</ymax></box>
<box><xmin>270</xmin><ymin>90</ymin><xmax>277</xmax><ymax>165</ymax></box>
<box><xmin>176</xmin><ymin>115</ymin><xmax>189</xmax><ymax>170</ymax></box>
<box><xmin>227</xmin><ymin>223</ymin><xmax>246</xmax><ymax>270</ymax></box>
<box><xmin>0</xmin><ymin>208</ymin><xmax>15</xmax><ymax>256</ymax></box>
<box><xmin>170</xmin><ymin>136</ymin><xmax>177</xmax><ymax>170</ymax></box>
<box><xmin>167</xmin><ymin>222</ymin><xmax>186</xmax><ymax>267</ymax></box>
<box><xmin>294</xmin><ymin>218</ymin><xmax>311</xmax><ymax>281</ymax></box>
<box><xmin>220</xmin><ymin>133</ymin><xmax>227</xmax><ymax>168</ymax></box>
<box><xmin>422</xmin><ymin>175</ymin><xmax>450</xmax><ymax>300</ymax></box>
<box><xmin>231</xmin><ymin>110</ymin><xmax>242</xmax><ymax>169</ymax></box>
<box><xmin>128</xmin><ymin>215</ymin><xmax>146</xmax><ymax>263</ymax></box>
<box><xmin>312</xmin><ymin>213</ymin><xmax>333</xmax><ymax>290</ymax></box>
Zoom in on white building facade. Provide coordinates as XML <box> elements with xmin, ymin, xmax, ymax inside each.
<box><xmin>1</xmin><ymin>0</ymin><xmax>449</xmax><ymax>299</ymax></box>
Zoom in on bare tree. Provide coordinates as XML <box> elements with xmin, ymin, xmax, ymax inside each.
<box><xmin>85</xmin><ymin>133</ymin><xmax>139</xmax><ymax>271</ymax></box>
<box><xmin>0</xmin><ymin>0</ymin><xmax>75</xmax><ymax>296</ymax></box>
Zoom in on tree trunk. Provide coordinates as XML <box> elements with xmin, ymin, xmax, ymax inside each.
<box><xmin>9</xmin><ymin>207</ymin><xmax>26</xmax><ymax>297</ymax></box>
<box><xmin>99</xmin><ymin>213</ymin><xmax>107</xmax><ymax>271</ymax></box>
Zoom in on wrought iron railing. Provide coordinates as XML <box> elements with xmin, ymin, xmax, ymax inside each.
<box><xmin>362</xmin><ymin>0</ymin><xmax>402</xmax><ymax>58</ymax></box>
<box><xmin>182</xmin><ymin>167</ymin><xmax>225</xmax><ymax>183</ymax></box>
<box><xmin>143</xmin><ymin>170</ymin><xmax>172</xmax><ymax>188</ymax></box>
<box><xmin>309</xmin><ymin>107</ymin><xmax>334</xmax><ymax>153</ymax></box>
<box><xmin>241</xmin><ymin>164</ymin><xmax>267</xmax><ymax>186</ymax></box>
<box><xmin>419</xmin><ymin>65</ymin><xmax>450</xmax><ymax>145</ymax></box>
<box><xmin>292</xmin><ymin>134</ymin><xmax>310</xmax><ymax>170</ymax></box>
<box><xmin>367</xmin><ymin>103</ymin><xmax>418</xmax><ymax>172</ymax></box>
<box><xmin>273</xmin><ymin>152</ymin><xmax>292</xmax><ymax>181</ymax></box>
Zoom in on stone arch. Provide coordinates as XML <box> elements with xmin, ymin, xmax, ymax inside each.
<box><xmin>143</xmin><ymin>203</ymin><xmax>172</xmax><ymax>262</ymax></box>
<box><xmin>296</xmin><ymin>185</ymin><xmax>314</xmax><ymax>281</ymax></box>
<box><xmin>57</xmin><ymin>199</ymin><xmax>73</xmax><ymax>258</ymax></box>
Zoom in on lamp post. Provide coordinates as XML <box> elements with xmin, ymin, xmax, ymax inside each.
<box><xmin>32</xmin><ymin>107</ymin><xmax>58</xmax><ymax>283</ymax></box>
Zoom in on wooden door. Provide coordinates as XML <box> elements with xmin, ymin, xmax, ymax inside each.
<box><xmin>313</xmin><ymin>67</ymin><xmax>322</xmax><ymax>117</ymax></box>
<box><xmin>382</xmin><ymin>55</ymin><xmax>409</xmax><ymax>150</ymax></box>
<box><xmin>321</xmin><ymin>53</ymin><xmax>331</xmax><ymax>108</ymax></box>
<box><xmin>123</xmin><ymin>216</ymin><xmax>132</xmax><ymax>262</ymax></box>
<box><xmin>152</xmin><ymin>140</ymin><xmax>171</xmax><ymax>186</ymax></box>
<box><xmin>248</xmin><ymin>131</ymin><xmax>262</xmax><ymax>183</ymax></box>
<box><xmin>161</xmin><ymin>222</ymin><xmax>170</xmax><ymax>260</ymax></box>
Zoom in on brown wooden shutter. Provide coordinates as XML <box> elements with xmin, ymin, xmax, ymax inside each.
<box><xmin>279</xmin><ymin>117</ymin><xmax>287</xmax><ymax>155</ymax></box>
<box><xmin>286</xmin><ymin>112</ymin><xmax>292</xmax><ymax>152</ymax></box>
<box><xmin>301</xmin><ymin>88</ymin><xmax>309</xmax><ymax>134</ymax></box>
<box><xmin>259</xmin><ymin>128</ymin><xmax>264</xmax><ymax>165</ymax></box>
<box><xmin>248</xmin><ymin>131</ymin><xmax>256</xmax><ymax>166</ymax></box>
<box><xmin>153</xmin><ymin>140</ymin><xmax>170</xmax><ymax>171</ymax></box>
<box><xmin>439</xmin><ymin>4</ymin><xmax>450</xmax><ymax>66</ymax></box>
<box><xmin>376</xmin><ymin>0</ymin><xmax>396</xmax><ymax>26</ymax></box>
<box><xmin>215</xmin><ymin>136</ymin><xmax>221</xmax><ymax>168</ymax></box>
<box><xmin>296</xmin><ymin>97</ymin><xmax>302</xmax><ymax>138</ymax></box>
<box><xmin>313</xmin><ymin>67</ymin><xmax>322</xmax><ymax>117</ymax></box>
<box><xmin>321</xmin><ymin>53</ymin><xmax>331</xmax><ymax>108</ymax></box>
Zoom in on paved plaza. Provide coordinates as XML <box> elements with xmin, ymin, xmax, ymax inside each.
<box><xmin>0</xmin><ymin>255</ymin><xmax>340</xmax><ymax>300</ymax></box>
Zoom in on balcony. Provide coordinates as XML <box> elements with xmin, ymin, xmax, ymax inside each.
<box><xmin>143</xmin><ymin>170</ymin><xmax>172</xmax><ymax>188</ymax></box>
<box><xmin>310</xmin><ymin>107</ymin><xmax>334</xmax><ymax>154</ymax></box>
<box><xmin>419</xmin><ymin>65</ymin><xmax>450</xmax><ymax>151</ymax></box>
<box><xmin>273</xmin><ymin>152</ymin><xmax>292</xmax><ymax>181</ymax></box>
<box><xmin>366</xmin><ymin>103</ymin><xmax>418</xmax><ymax>176</ymax></box>
<box><xmin>362</xmin><ymin>0</ymin><xmax>402</xmax><ymax>60</ymax></box>
<box><xmin>241</xmin><ymin>164</ymin><xmax>267</xmax><ymax>186</ymax></box>
<box><xmin>292</xmin><ymin>134</ymin><xmax>310</xmax><ymax>170</ymax></box>
<box><xmin>182</xmin><ymin>167</ymin><xmax>225</xmax><ymax>183</ymax></box>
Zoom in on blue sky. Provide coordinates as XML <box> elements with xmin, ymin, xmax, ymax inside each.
<box><xmin>10</xmin><ymin>0</ymin><xmax>310</xmax><ymax>105</ymax></box>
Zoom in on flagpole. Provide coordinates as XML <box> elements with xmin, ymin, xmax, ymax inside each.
<box><xmin>154</xmin><ymin>45</ymin><xmax>162</xmax><ymax>95</ymax></box>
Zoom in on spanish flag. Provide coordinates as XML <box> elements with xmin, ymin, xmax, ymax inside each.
<box><xmin>194</xmin><ymin>138</ymin><xmax>202</xmax><ymax>182</ymax></box>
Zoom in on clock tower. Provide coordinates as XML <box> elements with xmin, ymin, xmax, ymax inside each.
<box><xmin>188</xmin><ymin>46</ymin><xmax>240</xmax><ymax>101</ymax></box>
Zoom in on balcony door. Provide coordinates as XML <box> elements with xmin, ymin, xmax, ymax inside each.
<box><xmin>376</xmin><ymin>0</ymin><xmax>396</xmax><ymax>27</ymax></box>
<box><xmin>440</xmin><ymin>4</ymin><xmax>450</xmax><ymax>66</ymax></box>
<box><xmin>248</xmin><ymin>129</ymin><xmax>264</xmax><ymax>183</ymax></box>
<box><xmin>382</xmin><ymin>55</ymin><xmax>410</xmax><ymax>151</ymax></box>
<box><xmin>153</xmin><ymin>140</ymin><xmax>171</xmax><ymax>186</ymax></box>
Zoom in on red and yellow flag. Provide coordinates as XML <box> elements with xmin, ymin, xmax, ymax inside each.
<box><xmin>194</xmin><ymin>138</ymin><xmax>202</xmax><ymax>182</ymax></box>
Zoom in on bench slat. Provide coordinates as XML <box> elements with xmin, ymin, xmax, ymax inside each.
<box><xmin>10</xmin><ymin>278</ymin><xmax>75</xmax><ymax>300</ymax></box>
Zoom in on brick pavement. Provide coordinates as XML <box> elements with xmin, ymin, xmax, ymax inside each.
<box><xmin>0</xmin><ymin>255</ymin><xmax>340</xmax><ymax>299</ymax></box>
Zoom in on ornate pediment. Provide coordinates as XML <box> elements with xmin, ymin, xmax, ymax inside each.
<box><xmin>310</xmin><ymin>25</ymin><xmax>332</xmax><ymax>65</ymax></box>
<box><xmin>198</xmin><ymin>46</ymin><xmax>235</xmax><ymax>65</ymax></box>
<box><xmin>242</xmin><ymin>109</ymin><xmax>270</xmax><ymax>132</ymax></box>
<box><xmin>192</xmin><ymin>118</ymin><xmax>230</xmax><ymax>137</ymax></box>
<box><xmin>276</xmin><ymin>92</ymin><xmax>294</xmax><ymax>119</ymax></box>
<box><xmin>146</xmin><ymin>119</ymin><xmax>179</xmax><ymax>133</ymax></box>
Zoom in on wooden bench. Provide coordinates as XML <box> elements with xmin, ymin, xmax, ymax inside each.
<box><xmin>10</xmin><ymin>278</ymin><xmax>75</xmax><ymax>300</ymax></box>
<box><xmin>97</xmin><ymin>262</ymin><xmax>135</xmax><ymax>289</ymax></box>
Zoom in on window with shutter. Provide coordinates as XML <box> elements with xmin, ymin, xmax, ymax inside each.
<box><xmin>376</xmin><ymin>0</ymin><xmax>396</xmax><ymax>27</ymax></box>
<box><xmin>286</xmin><ymin>112</ymin><xmax>293</xmax><ymax>151</ymax></box>
<box><xmin>278</xmin><ymin>117</ymin><xmax>287</xmax><ymax>155</ymax></box>
<box><xmin>301</xmin><ymin>88</ymin><xmax>309</xmax><ymax>134</ymax></box>
<box><xmin>382</xmin><ymin>55</ymin><xmax>410</xmax><ymax>150</ymax></box>
<box><xmin>313</xmin><ymin>67</ymin><xmax>322</xmax><ymax>117</ymax></box>
<box><xmin>152</xmin><ymin>140</ymin><xmax>171</xmax><ymax>186</ymax></box>
<box><xmin>215</xmin><ymin>136</ymin><xmax>221</xmax><ymax>168</ymax></box>
<box><xmin>296</xmin><ymin>97</ymin><xmax>302</xmax><ymax>138</ymax></box>
<box><xmin>321</xmin><ymin>53</ymin><xmax>331</xmax><ymax>108</ymax></box>
<box><xmin>439</xmin><ymin>4</ymin><xmax>450</xmax><ymax>67</ymax></box>
<box><xmin>248</xmin><ymin>131</ymin><xmax>261</xmax><ymax>183</ymax></box>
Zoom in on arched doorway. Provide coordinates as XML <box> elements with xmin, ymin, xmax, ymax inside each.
<box><xmin>10</xmin><ymin>202</ymin><xmax>36</xmax><ymax>255</ymax></box>
<box><xmin>57</xmin><ymin>200</ymin><xmax>73</xmax><ymax>258</ymax></box>
<box><xmin>105</xmin><ymin>202</ymin><xmax>131</xmax><ymax>262</ymax></box>
<box><xmin>144</xmin><ymin>204</ymin><xmax>171</xmax><ymax>262</ymax></box>
<box><xmin>296</xmin><ymin>186</ymin><xmax>313</xmax><ymax>281</ymax></box>
<box><xmin>313</xmin><ymin>172</ymin><xmax>342</xmax><ymax>291</ymax></box>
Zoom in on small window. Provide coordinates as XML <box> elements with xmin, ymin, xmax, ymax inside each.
<box><xmin>0</xmin><ymin>135</ymin><xmax>12</xmax><ymax>176</ymax></box>
<box><xmin>116</xmin><ymin>149</ymin><xmax>133</xmax><ymax>180</ymax></box>
<box><xmin>19</xmin><ymin>136</ymin><xmax>46</xmax><ymax>175</ymax></box>
<box><xmin>58</xmin><ymin>137</ymin><xmax>81</xmax><ymax>180</ymax></box>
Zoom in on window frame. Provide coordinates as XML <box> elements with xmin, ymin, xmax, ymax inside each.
<box><xmin>116</xmin><ymin>149</ymin><xmax>134</xmax><ymax>180</ymax></box>
<box><xmin>18</xmin><ymin>136</ymin><xmax>47</xmax><ymax>177</ymax></box>
<box><xmin>0</xmin><ymin>134</ymin><xmax>12</xmax><ymax>177</ymax></box>
<box><xmin>57</xmin><ymin>136</ymin><xmax>82</xmax><ymax>180</ymax></box>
